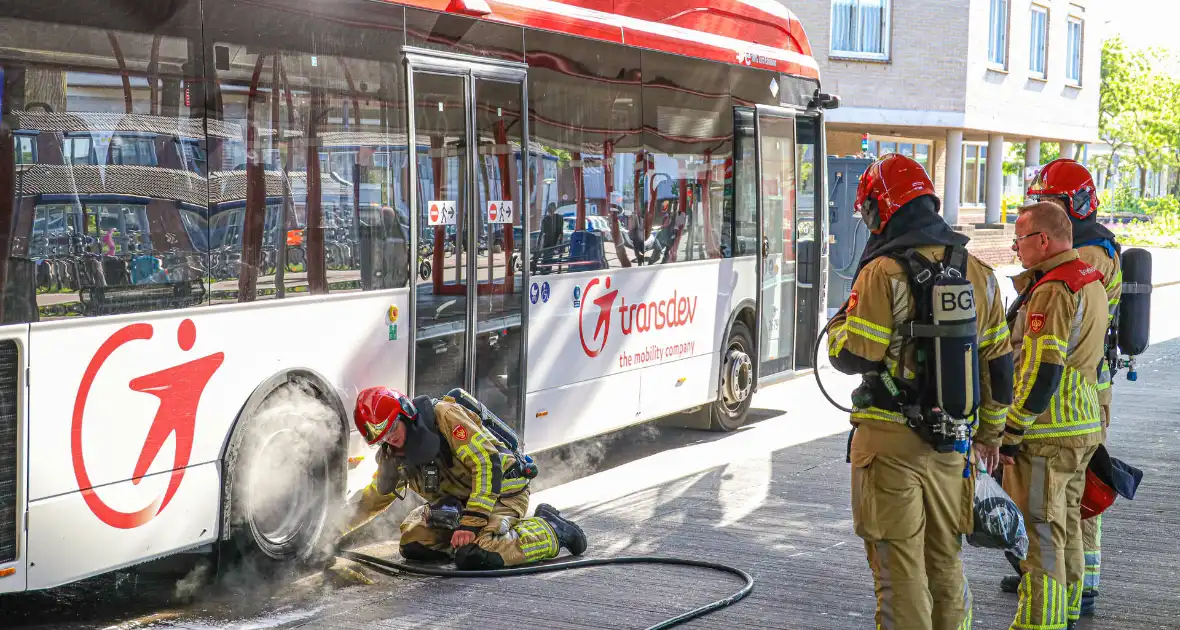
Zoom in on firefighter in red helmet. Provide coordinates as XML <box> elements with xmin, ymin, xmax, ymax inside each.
<box><xmin>996</xmin><ymin>158</ymin><xmax>1121</xmax><ymax>618</ymax></box>
<box><xmin>325</xmin><ymin>387</ymin><xmax>586</xmax><ymax>570</ymax></box>
<box><xmin>826</xmin><ymin>153</ymin><xmax>1014</xmax><ymax>630</ymax></box>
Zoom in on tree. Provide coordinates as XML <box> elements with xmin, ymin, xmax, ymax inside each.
<box><xmin>1099</xmin><ymin>36</ymin><xmax>1180</xmax><ymax>197</ymax></box>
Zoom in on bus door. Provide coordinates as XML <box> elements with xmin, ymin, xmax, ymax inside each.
<box><xmin>406</xmin><ymin>49</ymin><xmax>529</xmax><ymax>433</ymax></box>
<box><xmin>753</xmin><ymin>105</ymin><xmax>799</xmax><ymax>386</ymax></box>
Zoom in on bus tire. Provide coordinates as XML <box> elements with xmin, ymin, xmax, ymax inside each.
<box><xmin>710</xmin><ymin>320</ymin><xmax>754</xmax><ymax>432</ymax></box>
<box><xmin>219</xmin><ymin>379</ymin><xmax>345</xmax><ymax>577</ymax></box>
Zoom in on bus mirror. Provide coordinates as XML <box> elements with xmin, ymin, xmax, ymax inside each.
<box><xmin>810</xmin><ymin>92</ymin><xmax>841</xmax><ymax>110</ymax></box>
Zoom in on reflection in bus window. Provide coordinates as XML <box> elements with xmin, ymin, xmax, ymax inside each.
<box><xmin>733</xmin><ymin>108</ymin><xmax>759</xmax><ymax>258</ymax></box>
<box><xmin>525</xmin><ymin>31</ymin><xmax>642</xmax><ymax>274</ymax></box>
<box><xmin>203</xmin><ymin>12</ymin><xmax>411</xmax><ymax>301</ymax></box>
<box><xmin>0</xmin><ymin>15</ymin><xmax>209</xmax><ymax>323</ymax></box>
<box><xmin>642</xmin><ymin>52</ymin><xmax>730</xmax><ymax>266</ymax></box>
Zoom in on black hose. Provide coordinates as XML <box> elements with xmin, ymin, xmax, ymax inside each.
<box><xmin>812</xmin><ymin>312</ymin><xmax>855</xmax><ymax>414</ymax></box>
<box><xmin>339</xmin><ymin>550</ymin><xmax>754</xmax><ymax>630</ymax></box>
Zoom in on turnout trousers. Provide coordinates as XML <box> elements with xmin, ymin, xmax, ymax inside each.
<box><xmin>1082</xmin><ymin>405</ymin><xmax>1110</xmax><ymax>598</ymax></box>
<box><xmin>1003</xmin><ymin>442</ymin><xmax>1098</xmax><ymax>629</ymax></box>
<box><xmin>850</xmin><ymin>423</ymin><xmax>975</xmax><ymax>630</ymax></box>
<box><xmin>399</xmin><ymin>488</ymin><xmax>561</xmax><ymax>569</ymax></box>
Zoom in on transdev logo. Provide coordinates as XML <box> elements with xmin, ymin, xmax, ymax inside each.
<box><xmin>577</xmin><ymin>277</ymin><xmax>699</xmax><ymax>359</ymax></box>
<box><xmin>72</xmin><ymin>319</ymin><xmax>224</xmax><ymax>529</ymax></box>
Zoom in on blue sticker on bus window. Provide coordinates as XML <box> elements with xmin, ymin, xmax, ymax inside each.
<box><xmin>573</xmin><ymin>285</ymin><xmax>582</xmax><ymax>307</ymax></box>
<box><xmin>541</xmin><ymin>282</ymin><xmax>550</xmax><ymax>303</ymax></box>
<box><xmin>530</xmin><ymin>282</ymin><xmax>539</xmax><ymax>304</ymax></box>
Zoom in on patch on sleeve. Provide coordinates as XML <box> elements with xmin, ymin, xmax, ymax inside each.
<box><xmin>1029</xmin><ymin>312</ymin><xmax>1046</xmax><ymax>333</ymax></box>
<box><xmin>451</xmin><ymin>424</ymin><xmax>468</xmax><ymax>441</ymax></box>
<box><xmin>847</xmin><ymin>290</ymin><xmax>859</xmax><ymax>311</ymax></box>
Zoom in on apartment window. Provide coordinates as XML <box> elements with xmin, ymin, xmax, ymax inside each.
<box><xmin>830</xmin><ymin>0</ymin><xmax>889</xmax><ymax>60</ymax></box>
<box><xmin>988</xmin><ymin>0</ymin><xmax>1009</xmax><ymax>68</ymax></box>
<box><xmin>1029</xmin><ymin>4</ymin><xmax>1049</xmax><ymax>78</ymax></box>
<box><xmin>1066</xmin><ymin>15</ymin><xmax>1084</xmax><ymax>84</ymax></box>
<box><xmin>869</xmin><ymin>139</ymin><xmax>932</xmax><ymax>172</ymax></box>
<box><xmin>962</xmin><ymin>144</ymin><xmax>988</xmax><ymax>206</ymax></box>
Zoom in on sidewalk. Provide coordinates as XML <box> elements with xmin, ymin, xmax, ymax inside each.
<box><xmin>283</xmin><ymin>333</ymin><xmax>1178</xmax><ymax>629</ymax></box>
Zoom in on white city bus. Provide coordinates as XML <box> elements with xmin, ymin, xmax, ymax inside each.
<box><xmin>0</xmin><ymin>0</ymin><xmax>836</xmax><ymax>592</ymax></box>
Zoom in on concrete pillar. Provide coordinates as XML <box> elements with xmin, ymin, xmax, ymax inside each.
<box><xmin>985</xmin><ymin>134</ymin><xmax>1004</xmax><ymax>224</ymax></box>
<box><xmin>1025</xmin><ymin>138</ymin><xmax>1041</xmax><ymax>169</ymax></box>
<box><xmin>1024</xmin><ymin>138</ymin><xmax>1041</xmax><ymax>200</ymax></box>
<box><xmin>944</xmin><ymin>129</ymin><xmax>964</xmax><ymax>225</ymax></box>
<box><xmin>1060</xmin><ymin>141</ymin><xmax>1076</xmax><ymax>161</ymax></box>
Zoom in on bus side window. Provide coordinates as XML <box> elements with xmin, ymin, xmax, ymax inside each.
<box><xmin>640</xmin><ymin>51</ymin><xmax>730</xmax><ymax>266</ymax></box>
<box><xmin>526</xmin><ymin>30</ymin><xmax>641</xmax><ymax>274</ymax></box>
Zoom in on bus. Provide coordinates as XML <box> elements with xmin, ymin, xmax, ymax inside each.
<box><xmin>0</xmin><ymin>0</ymin><xmax>837</xmax><ymax>592</ymax></box>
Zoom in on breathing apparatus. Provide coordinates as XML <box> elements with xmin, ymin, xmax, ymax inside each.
<box><xmin>815</xmin><ymin>154</ymin><xmax>979</xmax><ymax>465</ymax></box>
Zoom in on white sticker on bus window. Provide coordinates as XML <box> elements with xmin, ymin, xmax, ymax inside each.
<box><xmin>428</xmin><ymin>200</ymin><xmax>457</xmax><ymax>226</ymax></box>
<box><xmin>487</xmin><ymin>200</ymin><xmax>513</xmax><ymax>224</ymax></box>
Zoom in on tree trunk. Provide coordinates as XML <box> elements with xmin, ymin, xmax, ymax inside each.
<box><xmin>24</xmin><ymin>68</ymin><xmax>67</xmax><ymax>112</ymax></box>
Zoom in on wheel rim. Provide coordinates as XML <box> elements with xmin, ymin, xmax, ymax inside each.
<box><xmin>721</xmin><ymin>341</ymin><xmax>753</xmax><ymax>412</ymax></box>
<box><xmin>245</xmin><ymin>420</ymin><xmax>329</xmax><ymax>556</ymax></box>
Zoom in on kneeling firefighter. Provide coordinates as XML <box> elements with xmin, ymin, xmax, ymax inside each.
<box><xmin>827</xmin><ymin>153</ymin><xmax>1015</xmax><ymax>630</ymax></box>
<box><xmin>999</xmin><ymin>158</ymin><xmax>1152</xmax><ymax>617</ymax></box>
<box><xmin>327</xmin><ymin>387</ymin><xmax>586</xmax><ymax>570</ymax></box>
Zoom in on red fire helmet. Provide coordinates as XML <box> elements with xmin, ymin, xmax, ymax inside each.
<box><xmin>854</xmin><ymin>153</ymin><xmax>937</xmax><ymax>234</ymax></box>
<box><xmin>354</xmin><ymin>386</ymin><xmax>416</xmax><ymax>445</ymax></box>
<box><xmin>1080</xmin><ymin>467</ymin><xmax>1118</xmax><ymax>520</ymax></box>
<box><xmin>1026</xmin><ymin>158</ymin><xmax>1099</xmax><ymax>221</ymax></box>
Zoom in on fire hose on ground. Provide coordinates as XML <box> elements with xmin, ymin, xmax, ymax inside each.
<box><xmin>337</xmin><ymin>549</ymin><xmax>754</xmax><ymax>630</ymax></box>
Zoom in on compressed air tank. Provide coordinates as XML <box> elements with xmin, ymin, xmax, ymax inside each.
<box><xmin>1117</xmin><ymin>248</ymin><xmax>1152</xmax><ymax>357</ymax></box>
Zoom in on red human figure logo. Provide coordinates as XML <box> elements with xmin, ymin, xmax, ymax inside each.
<box><xmin>71</xmin><ymin>319</ymin><xmax>225</xmax><ymax>529</ymax></box>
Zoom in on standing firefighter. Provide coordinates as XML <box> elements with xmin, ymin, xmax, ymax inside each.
<box><xmin>1002</xmin><ymin>158</ymin><xmax>1120</xmax><ymax>616</ymax></box>
<box><xmin>330</xmin><ymin>387</ymin><xmax>586</xmax><ymax>569</ymax></box>
<box><xmin>1002</xmin><ymin>202</ymin><xmax>1106</xmax><ymax>630</ymax></box>
<box><xmin>827</xmin><ymin>154</ymin><xmax>1014</xmax><ymax>630</ymax></box>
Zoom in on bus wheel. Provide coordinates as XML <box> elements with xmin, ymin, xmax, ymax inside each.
<box><xmin>711</xmin><ymin>320</ymin><xmax>754</xmax><ymax>431</ymax></box>
<box><xmin>221</xmin><ymin>381</ymin><xmax>344</xmax><ymax>576</ymax></box>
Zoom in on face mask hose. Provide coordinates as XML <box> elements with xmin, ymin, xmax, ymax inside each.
<box><xmin>813</xmin><ymin>304</ymin><xmax>855</xmax><ymax>414</ymax></box>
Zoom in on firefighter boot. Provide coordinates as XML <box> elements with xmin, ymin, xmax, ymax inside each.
<box><xmin>1000</xmin><ymin>552</ymin><xmax>1023</xmax><ymax>593</ymax></box>
<box><xmin>1081</xmin><ymin>589</ymin><xmax>1097</xmax><ymax>616</ymax></box>
<box><xmin>535</xmin><ymin>504</ymin><xmax>587</xmax><ymax>556</ymax></box>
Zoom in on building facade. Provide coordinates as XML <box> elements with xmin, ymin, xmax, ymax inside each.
<box><xmin>789</xmin><ymin>0</ymin><xmax>1102</xmax><ymax>230</ymax></box>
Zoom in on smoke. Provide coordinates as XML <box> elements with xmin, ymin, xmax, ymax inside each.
<box><xmin>173</xmin><ymin>558</ymin><xmax>214</xmax><ymax>602</ymax></box>
<box><xmin>532</xmin><ymin>422</ymin><xmax>662</xmax><ymax>491</ymax></box>
<box><xmin>232</xmin><ymin>380</ymin><xmax>341</xmax><ymax>539</ymax></box>
<box><xmin>168</xmin><ymin>381</ymin><xmax>351</xmax><ymax>603</ymax></box>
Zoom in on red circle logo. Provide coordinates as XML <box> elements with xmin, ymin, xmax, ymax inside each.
<box><xmin>578</xmin><ymin>277</ymin><xmax>618</xmax><ymax>358</ymax></box>
<box><xmin>430</xmin><ymin>204</ymin><xmax>440</xmax><ymax>224</ymax></box>
<box><xmin>489</xmin><ymin>203</ymin><xmax>499</xmax><ymax>222</ymax></box>
<box><xmin>71</xmin><ymin>320</ymin><xmax>224</xmax><ymax>529</ymax></box>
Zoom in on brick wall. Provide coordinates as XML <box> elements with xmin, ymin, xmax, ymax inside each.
<box><xmin>788</xmin><ymin>0</ymin><xmax>971</xmax><ymax>113</ymax></box>
<box><xmin>827</xmin><ymin>131</ymin><xmax>864</xmax><ymax>157</ymax></box>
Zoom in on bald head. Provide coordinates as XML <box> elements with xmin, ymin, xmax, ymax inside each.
<box><xmin>1020</xmin><ymin>202</ymin><xmax>1073</xmax><ymax>244</ymax></box>
<box><xmin>1012</xmin><ymin>202</ymin><xmax>1073</xmax><ymax>268</ymax></box>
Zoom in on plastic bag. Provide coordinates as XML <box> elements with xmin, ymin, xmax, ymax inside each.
<box><xmin>966</xmin><ymin>467</ymin><xmax>1029</xmax><ymax>560</ymax></box>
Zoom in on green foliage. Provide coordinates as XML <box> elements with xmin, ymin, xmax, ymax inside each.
<box><xmin>1099</xmin><ymin>37</ymin><xmax>1180</xmax><ymax>197</ymax></box>
<box><xmin>1005</xmin><ymin>142</ymin><xmax>1062</xmax><ymax>173</ymax></box>
<box><xmin>1099</xmin><ymin>185</ymin><xmax>1180</xmax><ymax>216</ymax></box>
<box><xmin>1112</xmin><ymin>213</ymin><xmax>1180</xmax><ymax>248</ymax></box>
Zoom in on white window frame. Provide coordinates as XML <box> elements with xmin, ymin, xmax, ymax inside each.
<box><xmin>1065</xmin><ymin>12</ymin><xmax>1084</xmax><ymax>85</ymax></box>
<box><xmin>829</xmin><ymin>0</ymin><xmax>891</xmax><ymax>62</ymax></box>
<box><xmin>1029</xmin><ymin>3</ymin><xmax>1050</xmax><ymax>80</ymax></box>
<box><xmin>961</xmin><ymin>142</ymin><xmax>988</xmax><ymax>207</ymax></box>
<box><xmin>987</xmin><ymin>0</ymin><xmax>1010</xmax><ymax>70</ymax></box>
